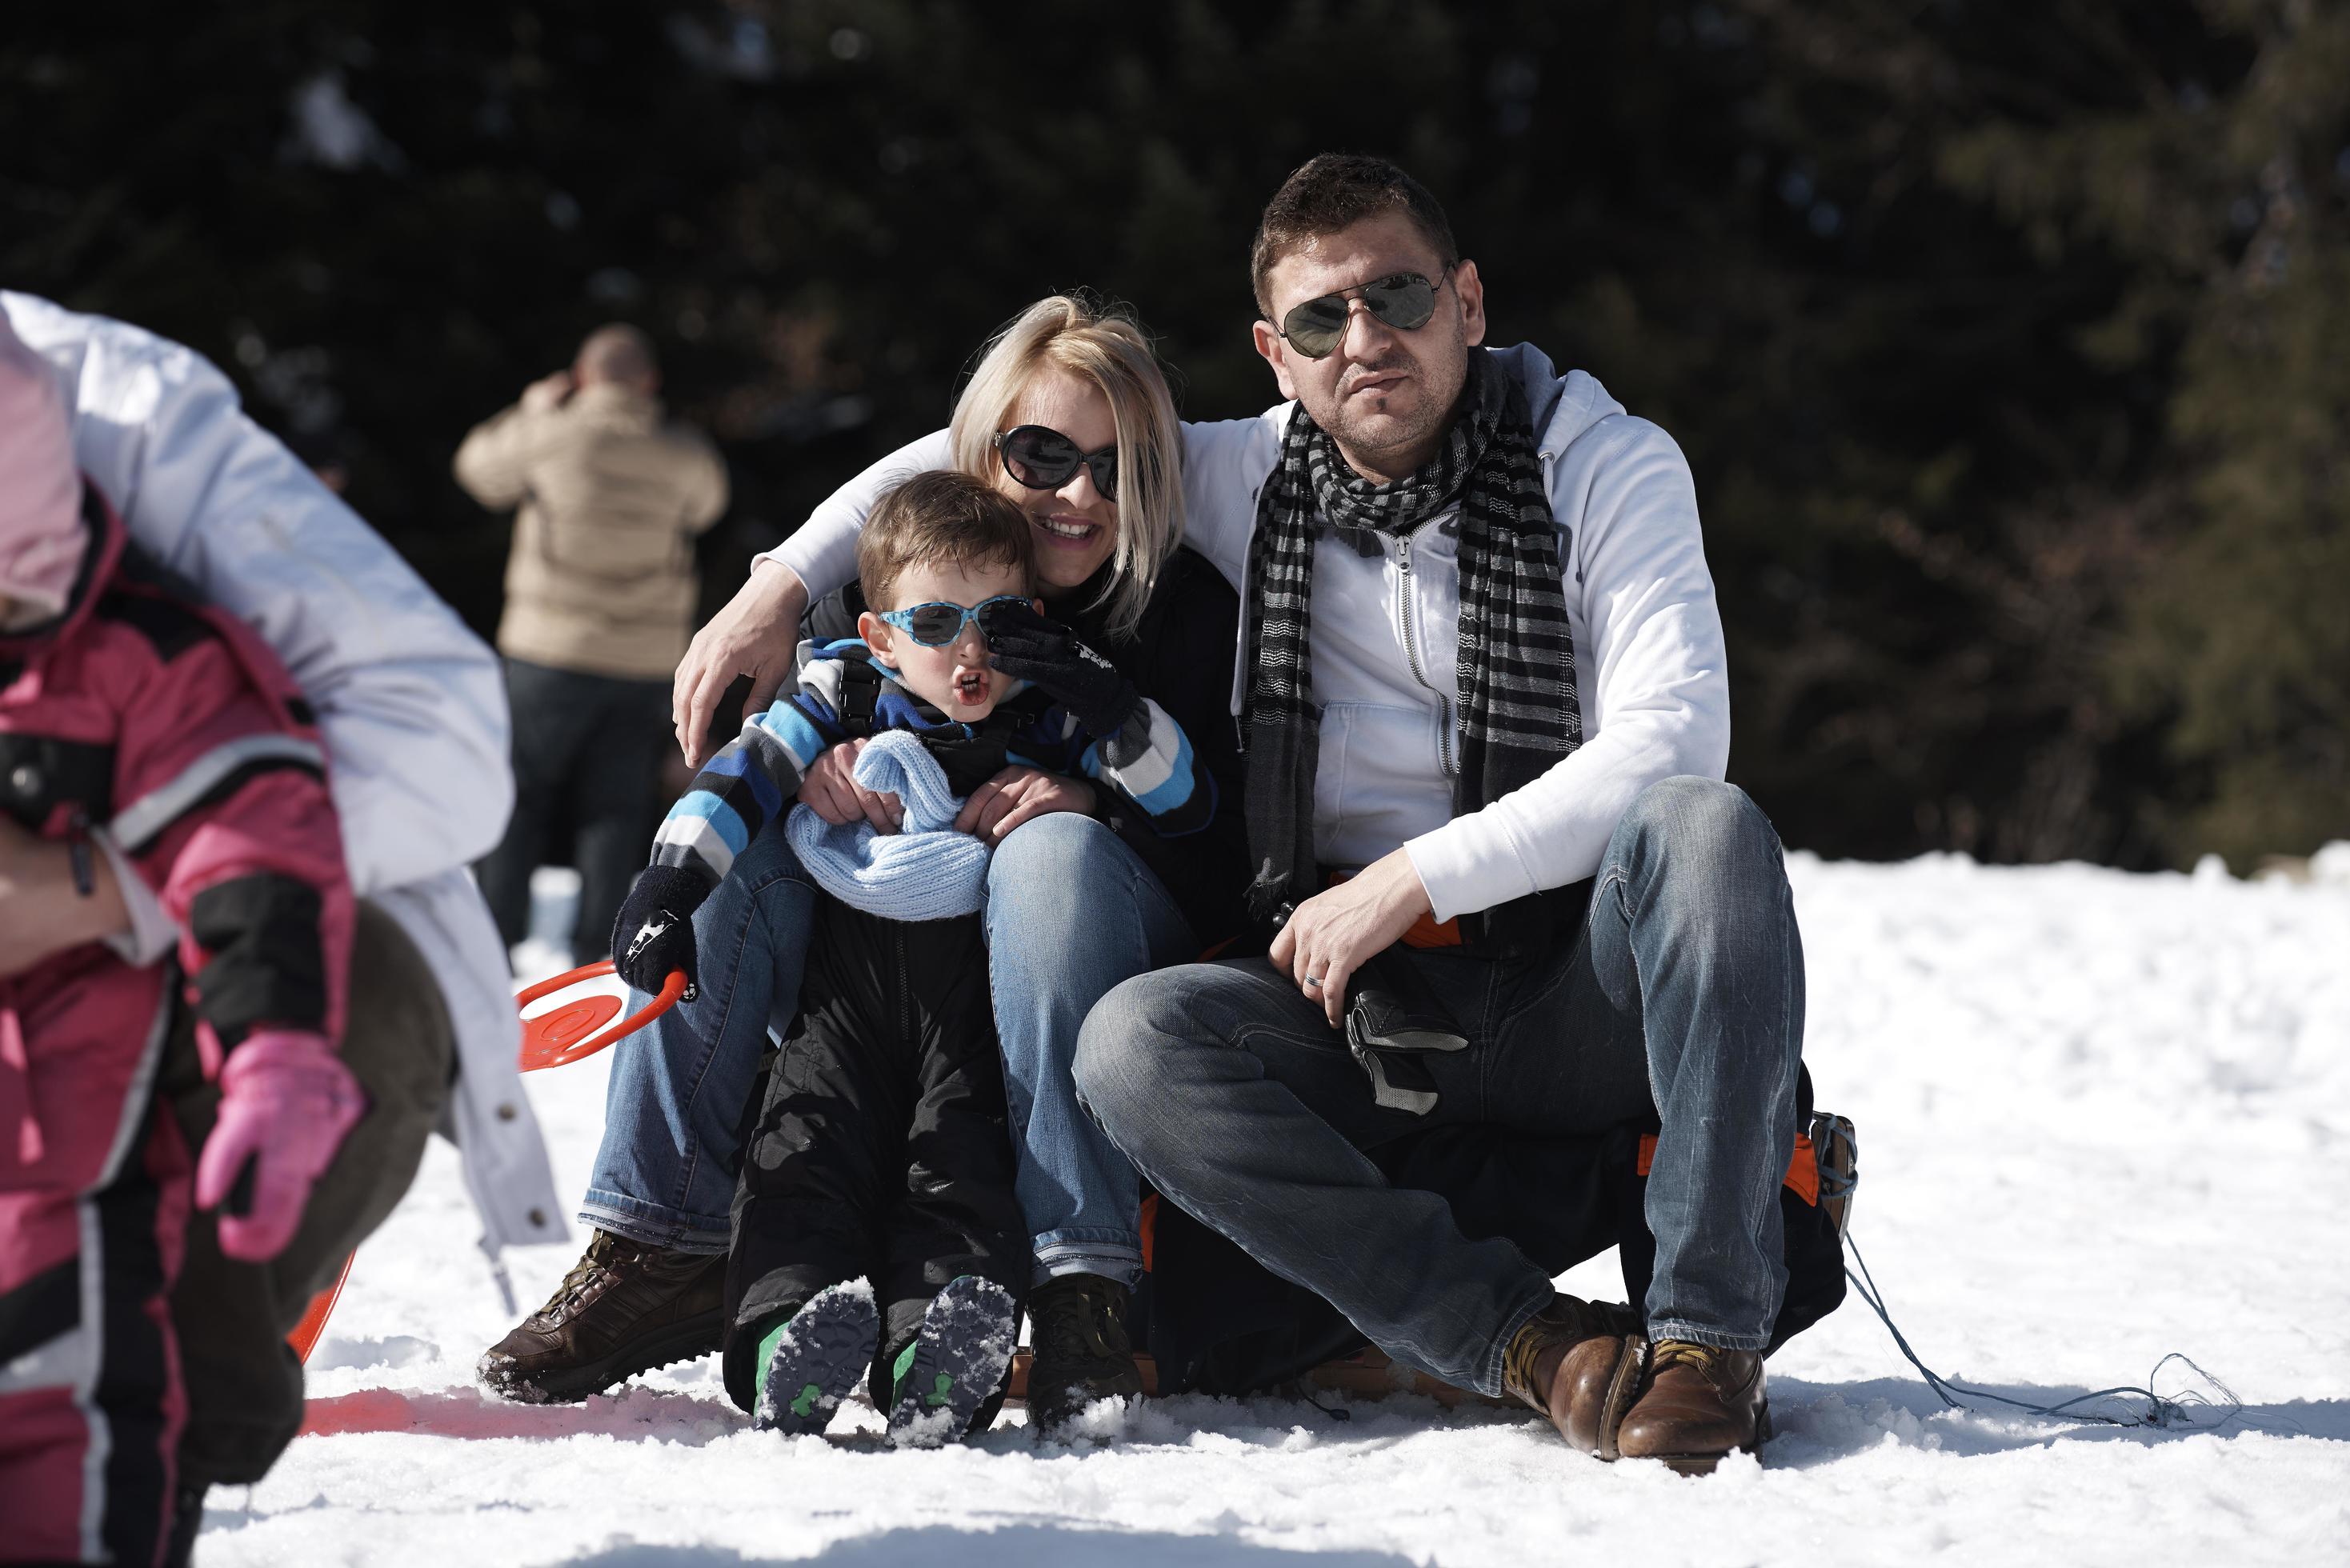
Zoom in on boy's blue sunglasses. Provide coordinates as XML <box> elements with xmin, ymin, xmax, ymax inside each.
<box><xmin>877</xmin><ymin>594</ymin><xmax>1030</xmax><ymax>647</ymax></box>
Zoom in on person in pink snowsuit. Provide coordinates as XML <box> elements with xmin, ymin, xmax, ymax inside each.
<box><xmin>0</xmin><ymin>321</ymin><xmax>361</xmax><ymax>1566</ymax></box>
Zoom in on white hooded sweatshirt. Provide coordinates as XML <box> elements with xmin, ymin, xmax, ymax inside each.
<box><xmin>2</xmin><ymin>291</ymin><xmax>566</xmax><ymax>1261</ymax></box>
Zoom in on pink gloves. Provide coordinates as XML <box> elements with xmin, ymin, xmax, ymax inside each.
<box><xmin>194</xmin><ymin>1030</ymin><xmax>366</xmax><ymax>1262</ymax></box>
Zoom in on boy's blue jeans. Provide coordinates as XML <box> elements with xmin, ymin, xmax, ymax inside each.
<box><xmin>582</xmin><ymin>813</ymin><xmax>1194</xmax><ymax>1288</ymax></box>
<box><xmin>1073</xmin><ymin>778</ymin><xmax>1806</xmax><ymax>1398</ymax></box>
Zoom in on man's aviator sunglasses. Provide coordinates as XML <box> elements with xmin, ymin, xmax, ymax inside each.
<box><xmin>995</xmin><ymin>425</ymin><xmax>1119</xmax><ymax>502</ymax></box>
<box><xmin>1275</xmin><ymin>266</ymin><xmax>1455</xmax><ymax>360</ymax></box>
<box><xmin>876</xmin><ymin>594</ymin><xmax>1031</xmax><ymax>648</ymax></box>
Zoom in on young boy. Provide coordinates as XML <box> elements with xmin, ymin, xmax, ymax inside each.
<box><xmin>607</xmin><ymin>470</ymin><xmax>1212</xmax><ymax>1445</ymax></box>
<box><xmin>0</xmin><ymin>318</ymin><xmax>359</xmax><ymax>1565</ymax></box>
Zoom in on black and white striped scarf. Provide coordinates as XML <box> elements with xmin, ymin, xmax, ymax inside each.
<box><xmin>1239</xmin><ymin>348</ymin><xmax>1582</xmax><ymax>943</ymax></box>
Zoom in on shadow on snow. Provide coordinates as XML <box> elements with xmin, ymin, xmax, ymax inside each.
<box><xmin>555</xmin><ymin>1526</ymin><xmax>1420</xmax><ymax>1567</ymax></box>
<box><xmin>1763</xmin><ymin>1374</ymin><xmax>2347</xmax><ymax>1465</ymax></box>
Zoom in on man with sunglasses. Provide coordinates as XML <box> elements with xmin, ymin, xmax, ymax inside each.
<box><xmin>1073</xmin><ymin>155</ymin><xmax>1809</xmax><ymax>1474</ymax></box>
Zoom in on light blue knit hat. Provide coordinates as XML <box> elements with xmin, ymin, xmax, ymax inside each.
<box><xmin>784</xmin><ymin>729</ymin><xmax>991</xmax><ymax>920</ymax></box>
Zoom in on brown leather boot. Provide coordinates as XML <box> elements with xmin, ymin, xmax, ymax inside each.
<box><xmin>1615</xmin><ymin>1339</ymin><xmax>1770</xmax><ymax>1475</ymax></box>
<box><xmin>478</xmin><ymin>1230</ymin><xmax>725</xmax><ymax>1402</ymax></box>
<box><xmin>1499</xmin><ymin>1294</ymin><xmax>1647</xmax><ymax>1458</ymax></box>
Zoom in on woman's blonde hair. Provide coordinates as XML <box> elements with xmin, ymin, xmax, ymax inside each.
<box><xmin>947</xmin><ymin>294</ymin><xmax>1183</xmax><ymax>641</ymax></box>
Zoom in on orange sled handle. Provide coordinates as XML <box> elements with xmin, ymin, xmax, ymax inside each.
<box><xmin>515</xmin><ymin>961</ymin><xmax>689</xmax><ymax>1072</ymax></box>
<box><xmin>288</xmin><ymin>1250</ymin><xmax>357</xmax><ymax>1363</ymax></box>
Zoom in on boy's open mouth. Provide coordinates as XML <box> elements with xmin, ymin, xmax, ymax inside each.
<box><xmin>953</xmin><ymin>669</ymin><xmax>989</xmax><ymax>705</ymax></box>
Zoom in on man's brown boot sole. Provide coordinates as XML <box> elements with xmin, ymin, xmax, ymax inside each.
<box><xmin>484</xmin><ymin>1309</ymin><xmax>724</xmax><ymax>1404</ymax></box>
<box><xmin>1644</xmin><ymin>1401</ymin><xmax>1774</xmax><ymax>1477</ymax></box>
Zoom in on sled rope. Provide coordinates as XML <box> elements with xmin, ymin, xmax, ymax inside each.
<box><xmin>1843</xmin><ymin>1232</ymin><xmax>2247</xmax><ymax>1431</ymax></box>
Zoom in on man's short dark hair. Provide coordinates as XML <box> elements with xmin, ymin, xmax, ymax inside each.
<box><xmin>1249</xmin><ymin>154</ymin><xmax>1459</xmax><ymax>318</ymax></box>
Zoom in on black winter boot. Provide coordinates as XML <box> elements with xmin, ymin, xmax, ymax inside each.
<box><xmin>1024</xmin><ymin>1273</ymin><xmax>1143</xmax><ymax>1434</ymax></box>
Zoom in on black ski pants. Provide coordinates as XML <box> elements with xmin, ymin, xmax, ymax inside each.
<box><xmin>721</xmin><ymin>896</ymin><xmax>1028</xmax><ymax>1412</ymax></box>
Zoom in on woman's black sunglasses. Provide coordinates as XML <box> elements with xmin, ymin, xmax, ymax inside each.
<box><xmin>1275</xmin><ymin>267</ymin><xmax>1455</xmax><ymax>360</ymax></box>
<box><xmin>995</xmin><ymin>425</ymin><xmax>1119</xmax><ymax>502</ymax></box>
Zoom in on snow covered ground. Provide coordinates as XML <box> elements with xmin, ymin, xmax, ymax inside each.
<box><xmin>198</xmin><ymin>850</ymin><xmax>2350</xmax><ymax>1566</ymax></box>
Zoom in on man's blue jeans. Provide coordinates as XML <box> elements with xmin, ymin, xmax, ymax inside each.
<box><xmin>582</xmin><ymin>813</ymin><xmax>1195</xmax><ymax>1286</ymax></box>
<box><xmin>1073</xmin><ymin>777</ymin><xmax>1806</xmax><ymax>1398</ymax></box>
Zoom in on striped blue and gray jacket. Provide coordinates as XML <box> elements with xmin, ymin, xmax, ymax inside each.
<box><xmin>649</xmin><ymin>638</ymin><xmax>1214</xmax><ymax>891</ymax></box>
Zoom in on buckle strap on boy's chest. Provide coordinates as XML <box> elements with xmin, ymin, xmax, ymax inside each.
<box><xmin>833</xmin><ymin>656</ymin><xmax>885</xmax><ymax>738</ymax></box>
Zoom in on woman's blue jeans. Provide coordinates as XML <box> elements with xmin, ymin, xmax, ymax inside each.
<box><xmin>580</xmin><ymin>822</ymin><xmax>818</xmax><ymax>1254</ymax></box>
<box><xmin>581</xmin><ymin>812</ymin><xmax>1195</xmax><ymax>1288</ymax></box>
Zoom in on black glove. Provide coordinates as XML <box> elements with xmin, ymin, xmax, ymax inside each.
<box><xmin>1343</xmin><ymin>945</ymin><xmax>1469</xmax><ymax>1116</ymax></box>
<box><xmin>978</xmin><ymin>598</ymin><xmax>1141</xmax><ymax>740</ymax></box>
<box><xmin>611</xmin><ymin>863</ymin><xmax>706</xmax><ymax>998</ymax></box>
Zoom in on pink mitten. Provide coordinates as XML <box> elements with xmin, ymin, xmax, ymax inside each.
<box><xmin>194</xmin><ymin>1030</ymin><xmax>366</xmax><ymax>1262</ymax></box>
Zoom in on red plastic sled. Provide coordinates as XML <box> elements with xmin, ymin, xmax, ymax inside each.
<box><xmin>516</xmin><ymin>960</ymin><xmax>688</xmax><ymax>1072</ymax></box>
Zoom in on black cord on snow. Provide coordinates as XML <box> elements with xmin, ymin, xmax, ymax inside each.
<box><xmin>1843</xmin><ymin>1232</ymin><xmax>2252</xmax><ymax>1432</ymax></box>
<box><xmin>1298</xmin><ymin>1386</ymin><xmax>1353</xmax><ymax>1423</ymax></box>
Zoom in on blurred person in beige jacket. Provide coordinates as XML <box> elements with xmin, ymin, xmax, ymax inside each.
<box><xmin>457</xmin><ymin>324</ymin><xmax>728</xmax><ymax>963</ymax></box>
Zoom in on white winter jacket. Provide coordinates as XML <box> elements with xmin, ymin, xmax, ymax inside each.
<box><xmin>767</xmin><ymin>344</ymin><xmax>1731</xmax><ymax>923</ymax></box>
<box><xmin>3</xmin><ymin>291</ymin><xmax>566</xmax><ymax>1257</ymax></box>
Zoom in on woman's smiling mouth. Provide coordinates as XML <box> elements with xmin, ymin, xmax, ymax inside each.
<box><xmin>1035</xmin><ymin>514</ymin><xmax>1099</xmax><ymax>543</ymax></box>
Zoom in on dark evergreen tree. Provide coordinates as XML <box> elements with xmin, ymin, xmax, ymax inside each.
<box><xmin>6</xmin><ymin>1</ymin><xmax>2340</xmax><ymax>865</ymax></box>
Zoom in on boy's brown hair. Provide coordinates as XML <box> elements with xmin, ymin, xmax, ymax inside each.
<box><xmin>856</xmin><ymin>470</ymin><xmax>1035</xmax><ymax>610</ymax></box>
<box><xmin>1249</xmin><ymin>154</ymin><xmax>1459</xmax><ymax>318</ymax></box>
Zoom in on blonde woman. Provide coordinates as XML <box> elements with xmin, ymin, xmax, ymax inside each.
<box><xmin>482</xmin><ymin>296</ymin><xmax>1246</xmax><ymax>1433</ymax></box>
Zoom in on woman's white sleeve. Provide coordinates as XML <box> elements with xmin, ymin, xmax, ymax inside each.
<box><xmin>758</xmin><ymin>429</ymin><xmax>956</xmax><ymax>597</ymax></box>
<box><xmin>1177</xmin><ymin>412</ymin><xmax>1283</xmax><ymax>591</ymax></box>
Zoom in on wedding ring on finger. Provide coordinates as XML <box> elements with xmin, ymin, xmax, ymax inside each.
<box><xmin>1303</xmin><ymin>975</ymin><xmax>1323</xmax><ymax>989</ymax></box>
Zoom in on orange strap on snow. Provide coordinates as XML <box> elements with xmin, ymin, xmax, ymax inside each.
<box><xmin>1636</xmin><ymin>1132</ymin><xmax>1820</xmax><ymax>1206</ymax></box>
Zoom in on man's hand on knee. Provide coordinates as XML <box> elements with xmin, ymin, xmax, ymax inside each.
<box><xmin>1267</xmin><ymin>849</ymin><xmax>1434</xmax><ymax>1028</ymax></box>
